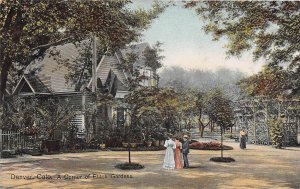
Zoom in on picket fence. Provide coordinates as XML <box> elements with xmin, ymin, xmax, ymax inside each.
<box><xmin>0</xmin><ymin>129</ymin><xmax>63</xmax><ymax>151</ymax></box>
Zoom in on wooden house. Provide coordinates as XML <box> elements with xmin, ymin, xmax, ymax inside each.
<box><xmin>11</xmin><ymin>41</ymin><xmax>156</xmax><ymax>141</ymax></box>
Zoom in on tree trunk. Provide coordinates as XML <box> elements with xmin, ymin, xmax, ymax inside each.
<box><xmin>0</xmin><ymin>60</ymin><xmax>11</xmax><ymax>101</ymax></box>
<box><xmin>0</xmin><ymin>59</ymin><xmax>12</xmax><ymax>128</ymax></box>
<box><xmin>221</xmin><ymin>126</ymin><xmax>223</xmax><ymax>158</ymax></box>
<box><xmin>200</xmin><ymin>125</ymin><xmax>205</xmax><ymax>137</ymax></box>
<box><xmin>211</xmin><ymin>122</ymin><xmax>214</xmax><ymax>132</ymax></box>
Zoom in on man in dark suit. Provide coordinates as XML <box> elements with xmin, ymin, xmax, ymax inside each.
<box><xmin>182</xmin><ymin>135</ymin><xmax>190</xmax><ymax>168</ymax></box>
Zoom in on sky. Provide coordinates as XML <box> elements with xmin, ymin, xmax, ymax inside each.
<box><xmin>133</xmin><ymin>1</ymin><xmax>265</xmax><ymax>75</ymax></box>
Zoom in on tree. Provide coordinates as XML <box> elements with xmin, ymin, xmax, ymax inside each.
<box><xmin>207</xmin><ymin>89</ymin><xmax>234</xmax><ymax>158</ymax></box>
<box><xmin>36</xmin><ymin>98</ymin><xmax>76</xmax><ymax>140</ymax></box>
<box><xmin>0</xmin><ymin>0</ymin><xmax>165</xmax><ymax>125</ymax></box>
<box><xmin>144</xmin><ymin>41</ymin><xmax>164</xmax><ymax>86</ymax></box>
<box><xmin>159</xmin><ymin>66</ymin><xmax>244</xmax><ymax>99</ymax></box>
<box><xmin>185</xmin><ymin>1</ymin><xmax>300</xmax><ymax>96</ymax></box>
<box><xmin>196</xmin><ymin>91</ymin><xmax>212</xmax><ymax>137</ymax></box>
<box><xmin>115</xmin><ymin>41</ymin><xmax>164</xmax><ymax>165</ymax></box>
<box><xmin>238</xmin><ymin>66</ymin><xmax>293</xmax><ymax>98</ymax></box>
<box><xmin>2</xmin><ymin>96</ymin><xmax>34</xmax><ymax>131</ymax></box>
<box><xmin>178</xmin><ymin>89</ymin><xmax>197</xmax><ymax>131</ymax></box>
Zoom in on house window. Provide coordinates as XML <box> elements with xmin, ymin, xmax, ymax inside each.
<box><xmin>116</xmin><ymin>108</ymin><xmax>125</xmax><ymax>127</ymax></box>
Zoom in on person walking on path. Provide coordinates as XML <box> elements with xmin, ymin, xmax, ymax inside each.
<box><xmin>163</xmin><ymin>135</ymin><xmax>176</xmax><ymax>170</ymax></box>
<box><xmin>174</xmin><ymin>137</ymin><xmax>183</xmax><ymax>169</ymax></box>
<box><xmin>240</xmin><ymin>130</ymin><xmax>247</xmax><ymax>149</ymax></box>
<box><xmin>182</xmin><ymin>135</ymin><xmax>190</xmax><ymax>168</ymax></box>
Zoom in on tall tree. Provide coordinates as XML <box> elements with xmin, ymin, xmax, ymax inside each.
<box><xmin>207</xmin><ymin>89</ymin><xmax>234</xmax><ymax>158</ymax></box>
<box><xmin>185</xmin><ymin>1</ymin><xmax>300</xmax><ymax>96</ymax></box>
<box><xmin>0</xmin><ymin>0</ymin><xmax>165</xmax><ymax>119</ymax></box>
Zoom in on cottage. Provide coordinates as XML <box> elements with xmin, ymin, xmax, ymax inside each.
<box><xmin>9</xmin><ymin>41</ymin><xmax>157</xmax><ymax>142</ymax></box>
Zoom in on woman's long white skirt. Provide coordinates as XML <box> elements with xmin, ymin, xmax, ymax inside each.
<box><xmin>163</xmin><ymin>147</ymin><xmax>175</xmax><ymax>170</ymax></box>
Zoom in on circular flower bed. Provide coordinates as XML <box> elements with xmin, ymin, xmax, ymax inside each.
<box><xmin>189</xmin><ymin>142</ymin><xmax>233</xmax><ymax>150</ymax></box>
<box><xmin>108</xmin><ymin>146</ymin><xmax>165</xmax><ymax>151</ymax></box>
<box><xmin>210</xmin><ymin>157</ymin><xmax>235</xmax><ymax>163</ymax></box>
<box><xmin>115</xmin><ymin>163</ymin><xmax>144</xmax><ymax>170</ymax></box>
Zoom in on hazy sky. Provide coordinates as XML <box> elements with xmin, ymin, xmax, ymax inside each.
<box><xmin>133</xmin><ymin>1</ymin><xmax>265</xmax><ymax>75</ymax></box>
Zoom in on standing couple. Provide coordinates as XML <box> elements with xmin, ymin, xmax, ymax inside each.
<box><xmin>163</xmin><ymin>134</ymin><xmax>189</xmax><ymax>170</ymax></box>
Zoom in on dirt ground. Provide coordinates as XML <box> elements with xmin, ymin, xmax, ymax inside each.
<box><xmin>0</xmin><ymin>141</ymin><xmax>299</xmax><ymax>189</ymax></box>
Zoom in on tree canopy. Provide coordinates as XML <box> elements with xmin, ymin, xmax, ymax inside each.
<box><xmin>0</xmin><ymin>0</ymin><xmax>165</xmax><ymax>103</ymax></box>
<box><xmin>185</xmin><ymin>1</ymin><xmax>300</xmax><ymax>97</ymax></box>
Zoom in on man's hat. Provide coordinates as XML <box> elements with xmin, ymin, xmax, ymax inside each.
<box><xmin>183</xmin><ymin>135</ymin><xmax>189</xmax><ymax>138</ymax></box>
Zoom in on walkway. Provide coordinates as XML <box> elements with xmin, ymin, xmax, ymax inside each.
<box><xmin>1</xmin><ymin>141</ymin><xmax>299</xmax><ymax>189</ymax></box>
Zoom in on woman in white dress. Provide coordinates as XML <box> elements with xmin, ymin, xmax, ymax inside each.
<box><xmin>163</xmin><ymin>136</ymin><xmax>176</xmax><ymax>170</ymax></box>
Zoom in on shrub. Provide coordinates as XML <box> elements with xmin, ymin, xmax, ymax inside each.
<box><xmin>268</xmin><ymin>118</ymin><xmax>284</xmax><ymax>148</ymax></box>
<box><xmin>1</xmin><ymin>150</ymin><xmax>16</xmax><ymax>158</ymax></box>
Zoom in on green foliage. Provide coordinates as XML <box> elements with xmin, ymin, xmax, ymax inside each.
<box><xmin>35</xmin><ymin>98</ymin><xmax>76</xmax><ymax>140</ymax></box>
<box><xmin>0</xmin><ymin>0</ymin><xmax>166</xmax><ymax>108</ymax></box>
<box><xmin>268</xmin><ymin>117</ymin><xmax>285</xmax><ymax>148</ymax></box>
<box><xmin>159</xmin><ymin>67</ymin><xmax>244</xmax><ymax>99</ymax></box>
<box><xmin>144</xmin><ymin>42</ymin><xmax>164</xmax><ymax>71</ymax></box>
<box><xmin>2</xmin><ymin>96</ymin><xmax>35</xmax><ymax>131</ymax></box>
<box><xmin>185</xmin><ymin>1</ymin><xmax>300</xmax><ymax>96</ymax></box>
<box><xmin>206</xmin><ymin>89</ymin><xmax>234</xmax><ymax>129</ymax></box>
<box><xmin>66</xmin><ymin>122</ymin><xmax>78</xmax><ymax>145</ymax></box>
<box><xmin>196</xmin><ymin>88</ymin><xmax>234</xmax><ymax>130</ymax></box>
<box><xmin>238</xmin><ymin>66</ymin><xmax>294</xmax><ymax>98</ymax></box>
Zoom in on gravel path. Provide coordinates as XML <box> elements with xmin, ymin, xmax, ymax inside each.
<box><xmin>1</xmin><ymin>142</ymin><xmax>299</xmax><ymax>189</ymax></box>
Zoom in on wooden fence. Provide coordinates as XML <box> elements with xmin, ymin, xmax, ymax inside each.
<box><xmin>0</xmin><ymin>130</ymin><xmax>28</xmax><ymax>151</ymax></box>
<box><xmin>0</xmin><ymin>129</ymin><xmax>63</xmax><ymax>151</ymax></box>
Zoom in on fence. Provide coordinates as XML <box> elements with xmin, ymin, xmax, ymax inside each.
<box><xmin>0</xmin><ymin>130</ymin><xmax>28</xmax><ymax>151</ymax></box>
<box><xmin>0</xmin><ymin>129</ymin><xmax>64</xmax><ymax>152</ymax></box>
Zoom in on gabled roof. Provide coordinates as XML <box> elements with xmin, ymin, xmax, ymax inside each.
<box><xmin>24</xmin><ymin>42</ymin><xmax>84</xmax><ymax>92</ymax></box>
<box><xmin>17</xmin><ymin>41</ymin><xmax>149</xmax><ymax>94</ymax></box>
<box><xmin>13</xmin><ymin>74</ymin><xmax>51</xmax><ymax>95</ymax></box>
<box><xmin>87</xmin><ymin>53</ymin><xmax>128</xmax><ymax>90</ymax></box>
<box><xmin>87</xmin><ymin>42</ymin><xmax>150</xmax><ymax>90</ymax></box>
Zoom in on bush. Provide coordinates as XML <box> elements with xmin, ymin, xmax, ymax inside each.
<box><xmin>1</xmin><ymin>150</ymin><xmax>17</xmax><ymax>158</ymax></box>
<box><xmin>115</xmin><ymin>162</ymin><xmax>144</xmax><ymax>170</ymax></box>
<box><xmin>189</xmin><ymin>141</ymin><xmax>233</xmax><ymax>150</ymax></box>
<box><xmin>268</xmin><ymin>118</ymin><xmax>284</xmax><ymax>148</ymax></box>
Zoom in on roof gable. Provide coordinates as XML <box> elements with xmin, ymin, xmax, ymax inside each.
<box><xmin>13</xmin><ymin>75</ymin><xmax>51</xmax><ymax>95</ymax></box>
<box><xmin>25</xmin><ymin>42</ymin><xmax>85</xmax><ymax>92</ymax></box>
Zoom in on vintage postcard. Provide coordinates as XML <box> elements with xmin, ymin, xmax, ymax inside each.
<box><xmin>0</xmin><ymin>1</ymin><xmax>299</xmax><ymax>189</ymax></box>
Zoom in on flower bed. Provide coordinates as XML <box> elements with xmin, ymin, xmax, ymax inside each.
<box><xmin>189</xmin><ymin>141</ymin><xmax>233</xmax><ymax>150</ymax></box>
<box><xmin>210</xmin><ymin>157</ymin><xmax>235</xmax><ymax>163</ymax></box>
<box><xmin>115</xmin><ymin>162</ymin><xmax>144</xmax><ymax>170</ymax></box>
<box><xmin>108</xmin><ymin>146</ymin><xmax>165</xmax><ymax>151</ymax></box>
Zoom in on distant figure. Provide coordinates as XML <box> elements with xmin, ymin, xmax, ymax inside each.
<box><xmin>174</xmin><ymin>137</ymin><xmax>183</xmax><ymax>169</ymax></box>
<box><xmin>182</xmin><ymin>135</ymin><xmax>190</xmax><ymax>168</ymax></box>
<box><xmin>163</xmin><ymin>135</ymin><xmax>176</xmax><ymax>170</ymax></box>
<box><xmin>240</xmin><ymin>130</ymin><xmax>247</xmax><ymax>149</ymax></box>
